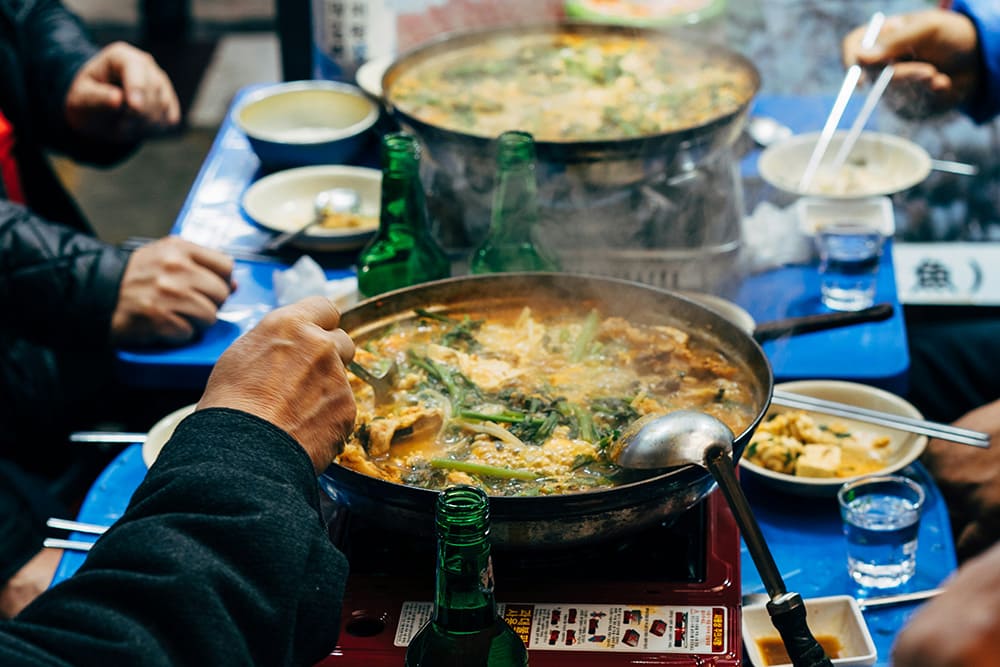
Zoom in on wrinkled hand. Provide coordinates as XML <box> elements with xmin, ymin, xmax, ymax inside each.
<box><xmin>841</xmin><ymin>9</ymin><xmax>980</xmax><ymax>119</ymax></box>
<box><xmin>112</xmin><ymin>237</ymin><xmax>235</xmax><ymax>347</ymax></box>
<box><xmin>65</xmin><ymin>41</ymin><xmax>181</xmax><ymax>144</ymax></box>
<box><xmin>921</xmin><ymin>397</ymin><xmax>1000</xmax><ymax>562</ymax></box>
<box><xmin>198</xmin><ymin>296</ymin><xmax>357</xmax><ymax>472</ymax></box>
<box><xmin>891</xmin><ymin>540</ymin><xmax>1000</xmax><ymax>666</ymax></box>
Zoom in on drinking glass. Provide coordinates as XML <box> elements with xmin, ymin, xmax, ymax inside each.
<box><xmin>815</xmin><ymin>222</ymin><xmax>885</xmax><ymax>311</ymax></box>
<box><xmin>838</xmin><ymin>475</ymin><xmax>925</xmax><ymax>589</ymax></box>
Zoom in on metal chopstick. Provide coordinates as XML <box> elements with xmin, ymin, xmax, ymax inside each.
<box><xmin>43</xmin><ymin>538</ymin><xmax>95</xmax><ymax>552</ymax></box>
<box><xmin>857</xmin><ymin>587</ymin><xmax>944</xmax><ymax>610</ymax></box>
<box><xmin>70</xmin><ymin>431</ymin><xmax>147</xmax><ymax>445</ymax></box>
<box><xmin>119</xmin><ymin>236</ymin><xmax>283</xmax><ymax>264</ymax></box>
<box><xmin>827</xmin><ymin>64</ymin><xmax>896</xmax><ymax>174</ymax></box>
<box><xmin>46</xmin><ymin>518</ymin><xmax>110</xmax><ymax>535</ymax></box>
<box><xmin>799</xmin><ymin>12</ymin><xmax>886</xmax><ymax>191</ymax></box>
<box><xmin>771</xmin><ymin>390</ymin><xmax>991</xmax><ymax>448</ymax></box>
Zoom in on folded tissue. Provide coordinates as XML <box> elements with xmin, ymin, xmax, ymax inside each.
<box><xmin>273</xmin><ymin>255</ymin><xmax>358</xmax><ymax>309</ymax></box>
<box><xmin>741</xmin><ymin>201</ymin><xmax>813</xmax><ymax>273</ymax></box>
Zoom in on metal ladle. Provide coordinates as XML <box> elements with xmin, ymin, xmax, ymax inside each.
<box><xmin>608</xmin><ymin>410</ymin><xmax>834</xmax><ymax>667</ymax></box>
<box><xmin>264</xmin><ymin>187</ymin><xmax>361</xmax><ymax>252</ymax></box>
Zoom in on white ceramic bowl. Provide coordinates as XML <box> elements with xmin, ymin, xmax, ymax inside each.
<box><xmin>758</xmin><ymin>130</ymin><xmax>931</xmax><ymax>199</ymax></box>
<box><xmin>234</xmin><ymin>81</ymin><xmax>378</xmax><ymax>168</ymax></box>
<box><xmin>142</xmin><ymin>404</ymin><xmax>197</xmax><ymax>468</ymax></box>
<box><xmin>739</xmin><ymin>380</ymin><xmax>928</xmax><ymax>497</ymax></box>
<box><xmin>355</xmin><ymin>55</ymin><xmax>392</xmax><ymax>101</ymax></box>
<box><xmin>241</xmin><ymin>165</ymin><xmax>381</xmax><ymax>252</ymax></box>
<box><xmin>743</xmin><ymin>595</ymin><xmax>876</xmax><ymax>666</ymax></box>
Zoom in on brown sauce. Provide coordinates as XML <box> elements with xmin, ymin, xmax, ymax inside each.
<box><xmin>756</xmin><ymin>635</ymin><xmax>842</xmax><ymax>665</ymax></box>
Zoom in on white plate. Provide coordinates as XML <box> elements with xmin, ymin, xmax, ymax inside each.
<box><xmin>743</xmin><ymin>595</ymin><xmax>876</xmax><ymax>666</ymax></box>
<box><xmin>241</xmin><ymin>165</ymin><xmax>381</xmax><ymax>252</ymax></box>
<box><xmin>759</xmin><ymin>130</ymin><xmax>931</xmax><ymax>199</ymax></box>
<box><xmin>355</xmin><ymin>55</ymin><xmax>393</xmax><ymax>100</ymax></box>
<box><xmin>142</xmin><ymin>404</ymin><xmax>198</xmax><ymax>468</ymax></box>
<box><xmin>739</xmin><ymin>380</ymin><xmax>928</xmax><ymax>497</ymax></box>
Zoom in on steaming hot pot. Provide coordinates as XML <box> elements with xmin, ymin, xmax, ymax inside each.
<box><xmin>379</xmin><ymin>23</ymin><xmax>761</xmax><ymax>290</ymax></box>
<box><xmin>319</xmin><ymin>273</ymin><xmax>774</xmax><ymax>550</ymax></box>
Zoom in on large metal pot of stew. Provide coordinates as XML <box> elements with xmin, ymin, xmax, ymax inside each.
<box><xmin>379</xmin><ymin>22</ymin><xmax>761</xmax><ymax>250</ymax></box>
<box><xmin>319</xmin><ymin>273</ymin><xmax>773</xmax><ymax>549</ymax></box>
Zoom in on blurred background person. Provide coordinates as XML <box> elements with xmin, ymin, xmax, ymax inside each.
<box><xmin>1</xmin><ymin>0</ymin><xmax>237</xmax><ymax>612</ymax></box>
<box><xmin>1</xmin><ymin>0</ymin><xmax>236</xmax><ymax>480</ymax></box>
<box><xmin>842</xmin><ymin>7</ymin><xmax>1000</xmax><ymax>663</ymax></box>
<box><xmin>843</xmin><ymin>0</ymin><xmax>1000</xmax><ymax>562</ymax></box>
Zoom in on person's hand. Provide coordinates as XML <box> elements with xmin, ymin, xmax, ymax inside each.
<box><xmin>111</xmin><ymin>237</ymin><xmax>235</xmax><ymax>347</ymax></box>
<box><xmin>198</xmin><ymin>296</ymin><xmax>357</xmax><ymax>472</ymax></box>
<box><xmin>921</xmin><ymin>397</ymin><xmax>1000</xmax><ymax>561</ymax></box>
<box><xmin>0</xmin><ymin>548</ymin><xmax>63</xmax><ymax>619</ymax></box>
<box><xmin>842</xmin><ymin>9</ymin><xmax>980</xmax><ymax>119</ymax></box>
<box><xmin>64</xmin><ymin>41</ymin><xmax>181</xmax><ymax>144</ymax></box>
<box><xmin>891</xmin><ymin>540</ymin><xmax>1000</xmax><ymax>666</ymax></box>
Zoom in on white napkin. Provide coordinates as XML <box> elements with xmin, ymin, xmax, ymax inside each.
<box><xmin>273</xmin><ymin>255</ymin><xmax>359</xmax><ymax>310</ymax></box>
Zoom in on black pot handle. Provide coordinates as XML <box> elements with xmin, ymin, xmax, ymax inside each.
<box><xmin>753</xmin><ymin>303</ymin><xmax>894</xmax><ymax>343</ymax></box>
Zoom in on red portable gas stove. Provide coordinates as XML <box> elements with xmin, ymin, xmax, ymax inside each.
<box><xmin>317</xmin><ymin>488</ymin><xmax>742</xmax><ymax>666</ymax></box>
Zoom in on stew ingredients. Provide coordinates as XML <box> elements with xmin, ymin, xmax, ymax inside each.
<box><xmin>388</xmin><ymin>31</ymin><xmax>756</xmax><ymax>142</ymax></box>
<box><xmin>337</xmin><ymin>301</ymin><xmax>759</xmax><ymax>496</ymax></box>
<box><xmin>746</xmin><ymin>410</ymin><xmax>891</xmax><ymax>478</ymax></box>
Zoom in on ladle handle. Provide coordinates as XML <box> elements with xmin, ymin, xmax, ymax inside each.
<box><xmin>705</xmin><ymin>450</ymin><xmax>785</xmax><ymax>598</ymax></box>
<box><xmin>706</xmin><ymin>451</ymin><xmax>833</xmax><ymax>667</ymax></box>
<box><xmin>767</xmin><ymin>593</ymin><xmax>835</xmax><ymax>667</ymax></box>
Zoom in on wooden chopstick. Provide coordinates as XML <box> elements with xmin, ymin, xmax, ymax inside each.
<box><xmin>771</xmin><ymin>390</ymin><xmax>991</xmax><ymax>448</ymax></box>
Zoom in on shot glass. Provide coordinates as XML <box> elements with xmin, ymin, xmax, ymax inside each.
<box><xmin>838</xmin><ymin>475</ymin><xmax>925</xmax><ymax>589</ymax></box>
<box><xmin>815</xmin><ymin>222</ymin><xmax>885</xmax><ymax>312</ymax></box>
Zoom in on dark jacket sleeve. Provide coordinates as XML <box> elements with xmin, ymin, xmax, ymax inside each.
<box><xmin>6</xmin><ymin>0</ymin><xmax>135</xmax><ymax>165</ymax></box>
<box><xmin>0</xmin><ymin>199</ymin><xmax>126</xmax><ymax>350</ymax></box>
<box><xmin>0</xmin><ymin>408</ymin><xmax>349</xmax><ymax>667</ymax></box>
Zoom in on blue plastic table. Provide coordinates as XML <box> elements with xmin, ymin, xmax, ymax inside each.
<box><xmin>53</xmin><ymin>446</ymin><xmax>955</xmax><ymax>667</ymax></box>
<box><xmin>114</xmin><ymin>88</ymin><xmax>911</xmax><ymax>393</ymax></box>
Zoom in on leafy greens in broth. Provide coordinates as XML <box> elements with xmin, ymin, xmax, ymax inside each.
<box><xmin>388</xmin><ymin>31</ymin><xmax>756</xmax><ymax>142</ymax></box>
<box><xmin>337</xmin><ymin>300</ymin><xmax>758</xmax><ymax>497</ymax></box>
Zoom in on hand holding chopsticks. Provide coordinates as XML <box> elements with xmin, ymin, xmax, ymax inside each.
<box><xmin>771</xmin><ymin>390</ymin><xmax>991</xmax><ymax>448</ymax></box>
<box><xmin>798</xmin><ymin>12</ymin><xmax>887</xmax><ymax>192</ymax></box>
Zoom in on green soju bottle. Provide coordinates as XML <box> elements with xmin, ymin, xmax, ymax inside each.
<box><xmin>357</xmin><ymin>132</ymin><xmax>450</xmax><ymax>298</ymax></box>
<box><xmin>470</xmin><ymin>131</ymin><xmax>560</xmax><ymax>274</ymax></box>
<box><xmin>404</xmin><ymin>486</ymin><xmax>529</xmax><ymax>667</ymax></box>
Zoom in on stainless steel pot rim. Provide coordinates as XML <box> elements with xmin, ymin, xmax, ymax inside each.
<box><xmin>329</xmin><ymin>272</ymin><xmax>774</xmax><ymax>504</ymax></box>
<box><xmin>381</xmin><ymin>21</ymin><xmax>761</xmax><ymax>151</ymax></box>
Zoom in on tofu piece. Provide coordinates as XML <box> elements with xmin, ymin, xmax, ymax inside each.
<box><xmin>795</xmin><ymin>444</ymin><xmax>842</xmax><ymax>478</ymax></box>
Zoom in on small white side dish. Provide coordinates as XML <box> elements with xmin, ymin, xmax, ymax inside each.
<box><xmin>355</xmin><ymin>55</ymin><xmax>393</xmax><ymax>100</ymax></box>
<box><xmin>795</xmin><ymin>196</ymin><xmax>895</xmax><ymax>238</ymax></box>
<box><xmin>143</xmin><ymin>404</ymin><xmax>197</xmax><ymax>468</ymax></box>
<box><xmin>759</xmin><ymin>131</ymin><xmax>931</xmax><ymax>199</ymax></box>
<box><xmin>241</xmin><ymin>165</ymin><xmax>381</xmax><ymax>252</ymax></box>
<box><xmin>739</xmin><ymin>380</ymin><xmax>928</xmax><ymax>497</ymax></box>
<box><xmin>742</xmin><ymin>595</ymin><xmax>876</xmax><ymax>667</ymax></box>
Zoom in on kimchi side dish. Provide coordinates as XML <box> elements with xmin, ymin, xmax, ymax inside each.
<box><xmin>337</xmin><ymin>302</ymin><xmax>759</xmax><ymax>496</ymax></box>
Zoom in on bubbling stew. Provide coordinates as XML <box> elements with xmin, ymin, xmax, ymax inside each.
<box><xmin>387</xmin><ymin>30</ymin><xmax>757</xmax><ymax>142</ymax></box>
<box><xmin>337</xmin><ymin>300</ymin><xmax>759</xmax><ymax>496</ymax></box>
